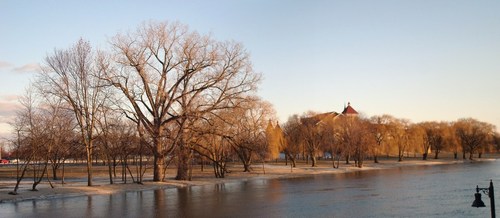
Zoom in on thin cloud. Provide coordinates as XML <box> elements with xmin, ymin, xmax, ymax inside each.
<box><xmin>1</xmin><ymin>95</ymin><xmax>20</xmax><ymax>102</ymax></box>
<box><xmin>0</xmin><ymin>100</ymin><xmax>20</xmax><ymax>136</ymax></box>
<box><xmin>0</xmin><ymin>128</ymin><xmax>11</xmax><ymax>140</ymax></box>
<box><xmin>13</xmin><ymin>63</ymin><xmax>41</xmax><ymax>74</ymax></box>
<box><xmin>0</xmin><ymin>94</ymin><xmax>20</xmax><ymax>120</ymax></box>
<box><xmin>0</xmin><ymin>116</ymin><xmax>14</xmax><ymax>124</ymax></box>
<box><xmin>0</xmin><ymin>101</ymin><xmax>20</xmax><ymax>117</ymax></box>
<box><xmin>0</xmin><ymin>61</ymin><xmax>13</xmax><ymax>70</ymax></box>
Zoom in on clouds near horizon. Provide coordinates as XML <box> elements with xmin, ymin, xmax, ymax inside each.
<box><xmin>0</xmin><ymin>61</ymin><xmax>13</xmax><ymax>69</ymax></box>
<box><xmin>0</xmin><ymin>61</ymin><xmax>41</xmax><ymax>74</ymax></box>
<box><xmin>0</xmin><ymin>95</ymin><xmax>20</xmax><ymax>136</ymax></box>
<box><xmin>12</xmin><ymin>63</ymin><xmax>41</xmax><ymax>74</ymax></box>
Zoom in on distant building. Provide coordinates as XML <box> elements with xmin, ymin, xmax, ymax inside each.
<box><xmin>341</xmin><ymin>102</ymin><xmax>358</xmax><ymax>117</ymax></box>
<box><xmin>301</xmin><ymin>102</ymin><xmax>359</xmax><ymax>126</ymax></box>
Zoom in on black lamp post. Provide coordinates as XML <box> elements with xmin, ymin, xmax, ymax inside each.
<box><xmin>472</xmin><ymin>180</ymin><xmax>495</xmax><ymax>218</ymax></box>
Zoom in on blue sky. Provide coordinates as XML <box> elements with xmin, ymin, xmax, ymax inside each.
<box><xmin>1</xmin><ymin>0</ymin><xmax>500</xmax><ymax>137</ymax></box>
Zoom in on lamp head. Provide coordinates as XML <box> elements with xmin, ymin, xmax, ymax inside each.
<box><xmin>472</xmin><ymin>192</ymin><xmax>486</xmax><ymax>208</ymax></box>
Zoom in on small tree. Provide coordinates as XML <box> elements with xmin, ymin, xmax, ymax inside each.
<box><xmin>224</xmin><ymin>98</ymin><xmax>275</xmax><ymax>172</ymax></box>
<box><xmin>281</xmin><ymin>115</ymin><xmax>303</xmax><ymax>168</ymax></box>
<box><xmin>40</xmin><ymin>39</ymin><xmax>107</xmax><ymax>186</ymax></box>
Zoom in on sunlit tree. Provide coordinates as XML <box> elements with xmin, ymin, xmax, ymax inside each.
<box><xmin>455</xmin><ymin>118</ymin><xmax>495</xmax><ymax>160</ymax></box>
<box><xmin>281</xmin><ymin>115</ymin><xmax>303</xmax><ymax>167</ymax></box>
<box><xmin>40</xmin><ymin>39</ymin><xmax>108</xmax><ymax>186</ymax></box>
<box><xmin>101</xmin><ymin>21</ymin><xmax>261</xmax><ymax>181</ymax></box>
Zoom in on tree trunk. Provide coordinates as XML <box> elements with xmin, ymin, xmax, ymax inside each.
<box><xmin>285</xmin><ymin>153</ymin><xmax>288</xmax><ymax>166</ymax></box>
<box><xmin>286</xmin><ymin>153</ymin><xmax>295</xmax><ymax>167</ymax></box>
<box><xmin>153</xmin><ymin>155</ymin><xmax>165</xmax><ymax>182</ymax></box>
<box><xmin>469</xmin><ymin>152</ymin><xmax>474</xmax><ymax>160</ymax></box>
<box><xmin>374</xmin><ymin>155</ymin><xmax>379</xmax><ymax>163</ymax></box>
<box><xmin>434</xmin><ymin>151</ymin><xmax>440</xmax><ymax>159</ymax></box>
<box><xmin>357</xmin><ymin>159</ymin><xmax>363</xmax><ymax>168</ymax></box>
<box><xmin>422</xmin><ymin>153</ymin><xmax>428</xmax><ymax>160</ymax></box>
<box><xmin>52</xmin><ymin>166</ymin><xmax>58</xmax><ymax>180</ymax></box>
<box><xmin>153</xmin><ymin>137</ymin><xmax>165</xmax><ymax>182</ymax></box>
<box><xmin>10</xmin><ymin>162</ymin><xmax>30</xmax><ymax>195</ymax></box>
<box><xmin>113</xmin><ymin>158</ymin><xmax>117</xmax><ymax>178</ymax></box>
<box><xmin>398</xmin><ymin>149</ymin><xmax>403</xmax><ymax>162</ymax></box>
<box><xmin>243</xmin><ymin>162</ymin><xmax>251</xmax><ymax>172</ymax></box>
<box><xmin>32</xmin><ymin>163</ymin><xmax>48</xmax><ymax>191</ymax></box>
<box><xmin>86</xmin><ymin>143</ymin><xmax>93</xmax><ymax>186</ymax></box>
<box><xmin>62</xmin><ymin>161</ymin><xmax>65</xmax><ymax>185</ymax></box>
<box><xmin>288</xmin><ymin>154</ymin><xmax>296</xmax><ymax>168</ymax></box>
<box><xmin>176</xmin><ymin>145</ymin><xmax>190</xmax><ymax>181</ymax></box>
<box><xmin>311</xmin><ymin>155</ymin><xmax>317</xmax><ymax>167</ymax></box>
<box><xmin>107</xmin><ymin>156</ymin><xmax>113</xmax><ymax>184</ymax></box>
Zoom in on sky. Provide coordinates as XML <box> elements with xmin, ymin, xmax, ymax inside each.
<box><xmin>1</xmin><ymin>0</ymin><xmax>500</xmax><ymax>138</ymax></box>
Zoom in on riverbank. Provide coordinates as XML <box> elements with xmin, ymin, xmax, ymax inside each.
<box><xmin>0</xmin><ymin>158</ymin><xmax>494</xmax><ymax>203</ymax></box>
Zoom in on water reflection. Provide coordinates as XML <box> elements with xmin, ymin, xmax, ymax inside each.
<box><xmin>0</xmin><ymin>161</ymin><xmax>498</xmax><ymax>217</ymax></box>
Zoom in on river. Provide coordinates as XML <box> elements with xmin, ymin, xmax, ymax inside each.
<box><xmin>1</xmin><ymin>160</ymin><xmax>499</xmax><ymax>217</ymax></box>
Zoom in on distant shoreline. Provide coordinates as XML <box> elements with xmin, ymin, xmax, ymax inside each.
<box><xmin>0</xmin><ymin>158</ymin><xmax>495</xmax><ymax>203</ymax></box>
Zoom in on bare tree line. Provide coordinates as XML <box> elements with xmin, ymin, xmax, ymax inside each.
<box><xmin>267</xmin><ymin>113</ymin><xmax>498</xmax><ymax>169</ymax></box>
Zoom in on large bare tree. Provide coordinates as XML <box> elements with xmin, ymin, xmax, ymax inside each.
<box><xmin>39</xmin><ymin>39</ymin><xmax>108</xmax><ymax>186</ymax></box>
<box><xmin>102</xmin><ymin>21</ymin><xmax>260</xmax><ymax>181</ymax></box>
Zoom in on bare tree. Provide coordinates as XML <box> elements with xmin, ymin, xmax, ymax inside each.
<box><xmin>369</xmin><ymin>115</ymin><xmax>392</xmax><ymax>163</ymax></box>
<box><xmin>446</xmin><ymin>122</ymin><xmax>461</xmax><ymax>159</ymax></box>
<box><xmin>320</xmin><ymin>118</ymin><xmax>341</xmax><ymax>168</ymax></box>
<box><xmin>102</xmin><ymin>21</ymin><xmax>260</xmax><ymax>181</ymax></box>
<box><xmin>334</xmin><ymin>116</ymin><xmax>374</xmax><ymax>168</ymax></box>
<box><xmin>40</xmin><ymin>98</ymin><xmax>76</xmax><ymax>181</ymax></box>
<box><xmin>300</xmin><ymin>112</ymin><xmax>326</xmax><ymax>167</ymax></box>
<box><xmin>281</xmin><ymin>115</ymin><xmax>303</xmax><ymax>168</ymax></box>
<box><xmin>223</xmin><ymin>97</ymin><xmax>274</xmax><ymax>172</ymax></box>
<box><xmin>9</xmin><ymin>88</ymin><xmax>55</xmax><ymax>194</ymax></box>
<box><xmin>191</xmin><ymin>98</ymin><xmax>274</xmax><ymax>178</ymax></box>
<box><xmin>39</xmin><ymin>39</ymin><xmax>108</xmax><ymax>186</ymax></box>
<box><xmin>95</xmin><ymin>106</ymin><xmax>122</xmax><ymax>184</ymax></box>
<box><xmin>418</xmin><ymin>122</ymin><xmax>432</xmax><ymax>160</ymax></box>
<box><xmin>190</xmin><ymin>111</ymin><xmax>234</xmax><ymax>178</ymax></box>
<box><xmin>419</xmin><ymin>121</ymin><xmax>449</xmax><ymax>160</ymax></box>
<box><xmin>353</xmin><ymin>119</ymin><xmax>376</xmax><ymax>168</ymax></box>
<box><xmin>335</xmin><ymin>116</ymin><xmax>354</xmax><ymax>164</ymax></box>
<box><xmin>454</xmin><ymin>118</ymin><xmax>495</xmax><ymax>160</ymax></box>
<box><xmin>387</xmin><ymin>118</ymin><xmax>413</xmax><ymax>162</ymax></box>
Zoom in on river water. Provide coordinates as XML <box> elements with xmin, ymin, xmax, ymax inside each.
<box><xmin>2</xmin><ymin>160</ymin><xmax>499</xmax><ymax>218</ymax></box>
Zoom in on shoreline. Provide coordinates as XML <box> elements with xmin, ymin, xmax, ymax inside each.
<box><xmin>0</xmin><ymin>158</ymin><xmax>495</xmax><ymax>203</ymax></box>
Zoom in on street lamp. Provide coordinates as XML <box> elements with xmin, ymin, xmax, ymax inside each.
<box><xmin>472</xmin><ymin>180</ymin><xmax>495</xmax><ymax>218</ymax></box>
